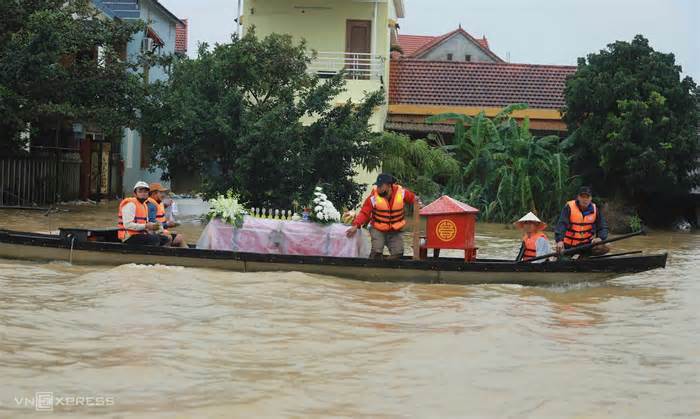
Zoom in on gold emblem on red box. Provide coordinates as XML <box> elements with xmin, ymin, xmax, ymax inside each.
<box><xmin>435</xmin><ymin>219</ymin><xmax>457</xmax><ymax>242</ymax></box>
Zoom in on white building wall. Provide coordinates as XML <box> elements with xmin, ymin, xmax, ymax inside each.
<box><xmin>419</xmin><ymin>34</ymin><xmax>497</xmax><ymax>63</ymax></box>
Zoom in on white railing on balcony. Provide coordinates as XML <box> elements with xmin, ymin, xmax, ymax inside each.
<box><xmin>308</xmin><ymin>52</ymin><xmax>385</xmax><ymax>81</ymax></box>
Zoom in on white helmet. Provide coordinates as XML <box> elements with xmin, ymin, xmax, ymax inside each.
<box><xmin>133</xmin><ymin>181</ymin><xmax>150</xmax><ymax>191</ymax></box>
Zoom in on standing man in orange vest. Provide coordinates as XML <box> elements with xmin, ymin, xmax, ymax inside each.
<box><xmin>346</xmin><ymin>173</ymin><xmax>419</xmax><ymax>259</ymax></box>
<box><xmin>555</xmin><ymin>186</ymin><xmax>609</xmax><ymax>257</ymax></box>
<box><xmin>118</xmin><ymin>181</ymin><xmax>160</xmax><ymax>246</ymax></box>
<box><xmin>146</xmin><ymin>183</ymin><xmax>188</xmax><ymax>248</ymax></box>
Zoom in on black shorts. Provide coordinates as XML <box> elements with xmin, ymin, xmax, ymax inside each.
<box><xmin>124</xmin><ymin>234</ymin><xmax>160</xmax><ymax>246</ymax></box>
<box><xmin>158</xmin><ymin>235</ymin><xmax>171</xmax><ymax>246</ymax></box>
<box><xmin>157</xmin><ymin>233</ymin><xmax>178</xmax><ymax>246</ymax></box>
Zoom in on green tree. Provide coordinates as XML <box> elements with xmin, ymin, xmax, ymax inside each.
<box><xmin>563</xmin><ymin>35</ymin><xmax>699</xmax><ymax>202</ymax></box>
<box><xmin>372</xmin><ymin>132</ymin><xmax>460</xmax><ymax>200</ymax></box>
<box><xmin>141</xmin><ymin>28</ymin><xmax>383</xmax><ymax>209</ymax></box>
<box><xmin>0</xmin><ymin>0</ymin><xmax>145</xmax><ymax>155</ymax></box>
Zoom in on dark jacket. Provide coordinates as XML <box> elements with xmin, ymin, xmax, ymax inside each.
<box><xmin>554</xmin><ymin>200</ymin><xmax>608</xmax><ymax>243</ymax></box>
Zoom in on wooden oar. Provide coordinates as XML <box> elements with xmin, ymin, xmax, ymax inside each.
<box><xmin>520</xmin><ymin>230</ymin><xmax>645</xmax><ymax>264</ymax></box>
<box><xmin>412</xmin><ymin>202</ymin><xmax>421</xmax><ymax>261</ymax></box>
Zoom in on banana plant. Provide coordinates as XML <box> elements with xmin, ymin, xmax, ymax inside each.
<box><xmin>427</xmin><ymin>111</ymin><xmax>498</xmax><ymax>186</ymax></box>
<box><xmin>424</xmin><ymin>104</ymin><xmax>576</xmax><ymax>223</ymax></box>
<box><xmin>373</xmin><ymin>132</ymin><xmax>460</xmax><ymax>200</ymax></box>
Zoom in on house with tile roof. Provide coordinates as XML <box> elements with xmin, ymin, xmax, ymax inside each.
<box><xmin>385</xmin><ymin>25</ymin><xmax>576</xmax><ymax>137</ymax></box>
<box><xmin>91</xmin><ymin>0</ymin><xmax>186</xmax><ymax>196</ymax></box>
<box><xmin>386</xmin><ymin>59</ymin><xmax>576</xmax><ymax>136</ymax></box>
<box><xmin>242</xmin><ymin>3</ymin><xmax>575</xmax><ymax>181</ymax></box>
<box><xmin>395</xmin><ymin>26</ymin><xmax>502</xmax><ymax>63</ymax></box>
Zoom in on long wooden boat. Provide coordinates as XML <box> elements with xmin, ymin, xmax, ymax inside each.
<box><xmin>0</xmin><ymin>228</ymin><xmax>667</xmax><ymax>286</ymax></box>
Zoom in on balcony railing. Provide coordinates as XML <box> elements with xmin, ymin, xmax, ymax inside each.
<box><xmin>308</xmin><ymin>52</ymin><xmax>385</xmax><ymax>81</ymax></box>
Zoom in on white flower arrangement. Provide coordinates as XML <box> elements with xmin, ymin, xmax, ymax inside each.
<box><xmin>309</xmin><ymin>186</ymin><xmax>340</xmax><ymax>224</ymax></box>
<box><xmin>207</xmin><ymin>190</ymin><xmax>247</xmax><ymax>227</ymax></box>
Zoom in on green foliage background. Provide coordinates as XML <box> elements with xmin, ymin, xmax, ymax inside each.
<box><xmin>2</xmin><ymin>10</ymin><xmax>696</xmax><ymax>230</ymax></box>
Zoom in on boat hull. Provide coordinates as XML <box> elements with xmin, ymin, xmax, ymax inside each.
<box><xmin>0</xmin><ymin>231</ymin><xmax>667</xmax><ymax>286</ymax></box>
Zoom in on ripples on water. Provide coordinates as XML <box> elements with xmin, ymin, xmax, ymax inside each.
<box><xmin>0</xmin><ymin>206</ymin><xmax>699</xmax><ymax>418</ymax></box>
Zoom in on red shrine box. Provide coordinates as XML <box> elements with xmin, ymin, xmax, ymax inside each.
<box><xmin>420</xmin><ymin>195</ymin><xmax>479</xmax><ymax>261</ymax></box>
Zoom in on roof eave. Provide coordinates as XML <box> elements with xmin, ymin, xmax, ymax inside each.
<box><xmin>148</xmin><ymin>0</ymin><xmax>185</xmax><ymax>26</ymax></box>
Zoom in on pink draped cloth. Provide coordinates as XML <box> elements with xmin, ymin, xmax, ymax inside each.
<box><xmin>196</xmin><ymin>217</ymin><xmax>370</xmax><ymax>258</ymax></box>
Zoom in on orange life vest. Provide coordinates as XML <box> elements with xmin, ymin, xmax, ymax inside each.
<box><xmin>370</xmin><ymin>185</ymin><xmax>406</xmax><ymax>232</ymax></box>
<box><xmin>522</xmin><ymin>232</ymin><xmax>548</xmax><ymax>260</ymax></box>
<box><xmin>563</xmin><ymin>200</ymin><xmax>597</xmax><ymax>247</ymax></box>
<box><xmin>146</xmin><ymin>197</ymin><xmax>169</xmax><ymax>235</ymax></box>
<box><xmin>117</xmin><ymin>197</ymin><xmax>149</xmax><ymax>241</ymax></box>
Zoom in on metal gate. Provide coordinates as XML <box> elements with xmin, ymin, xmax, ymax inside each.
<box><xmin>0</xmin><ymin>156</ymin><xmax>81</xmax><ymax>207</ymax></box>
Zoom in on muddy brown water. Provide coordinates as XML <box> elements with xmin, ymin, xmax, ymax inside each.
<box><xmin>0</xmin><ymin>202</ymin><xmax>698</xmax><ymax>418</ymax></box>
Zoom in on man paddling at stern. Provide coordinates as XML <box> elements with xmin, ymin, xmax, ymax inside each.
<box><xmin>118</xmin><ymin>181</ymin><xmax>160</xmax><ymax>246</ymax></box>
<box><xmin>555</xmin><ymin>186</ymin><xmax>610</xmax><ymax>257</ymax></box>
<box><xmin>346</xmin><ymin>173</ymin><xmax>419</xmax><ymax>260</ymax></box>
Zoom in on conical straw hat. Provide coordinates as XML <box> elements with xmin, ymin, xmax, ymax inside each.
<box><xmin>513</xmin><ymin>212</ymin><xmax>547</xmax><ymax>229</ymax></box>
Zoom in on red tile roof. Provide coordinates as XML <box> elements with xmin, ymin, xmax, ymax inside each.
<box><xmin>175</xmin><ymin>19</ymin><xmax>188</xmax><ymax>54</ymax></box>
<box><xmin>397</xmin><ymin>28</ymin><xmax>496</xmax><ymax>60</ymax></box>
<box><xmin>146</xmin><ymin>26</ymin><xmax>164</xmax><ymax>47</ymax></box>
<box><xmin>389</xmin><ymin>59</ymin><xmax>577</xmax><ymax>110</ymax></box>
<box><xmin>420</xmin><ymin>195</ymin><xmax>479</xmax><ymax>215</ymax></box>
<box><xmin>397</xmin><ymin>34</ymin><xmax>436</xmax><ymax>56</ymax></box>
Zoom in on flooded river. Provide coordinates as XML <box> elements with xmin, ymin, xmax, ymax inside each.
<box><xmin>0</xmin><ymin>203</ymin><xmax>698</xmax><ymax>418</ymax></box>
